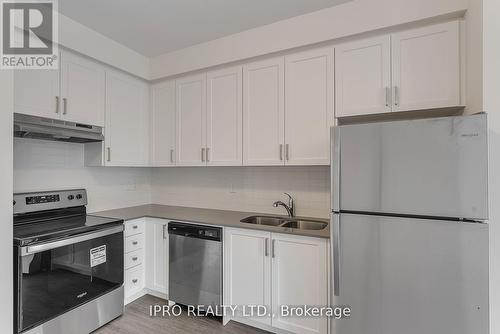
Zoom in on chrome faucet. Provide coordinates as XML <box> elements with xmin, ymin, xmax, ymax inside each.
<box><xmin>273</xmin><ymin>193</ymin><xmax>295</xmax><ymax>217</ymax></box>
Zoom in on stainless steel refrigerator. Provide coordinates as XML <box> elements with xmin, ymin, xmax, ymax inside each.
<box><xmin>330</xmin><ymin>113</ymin><xmax>489</xmax><ymax>334</ymax></box>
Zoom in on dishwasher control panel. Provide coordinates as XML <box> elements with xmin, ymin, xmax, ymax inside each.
<box><xmin>168</xmin><ymin>222</ymin><xmax>222</xmax><ymax>242</ymax></box>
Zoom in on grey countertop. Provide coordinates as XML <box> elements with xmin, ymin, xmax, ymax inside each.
<box><xmin>91</xmin><ymin>204</ymin><xmax>330</xmax><ymax>239</ymax></box>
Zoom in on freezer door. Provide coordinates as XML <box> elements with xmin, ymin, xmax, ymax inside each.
<box><xmin>332</xmin><ymin>113</ymin><xmax>488</xmax><ymax>220</ymax></box>
<box><xmin>330</xmin><ymin>213</ymin><xmax>488</xmax><ymax>334</ymax></box>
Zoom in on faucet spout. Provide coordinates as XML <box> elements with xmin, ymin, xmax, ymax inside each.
<box><xmin>272</xmin><ymin>193</ymin><xmax>295</xmax><ymax>217</ymax></box>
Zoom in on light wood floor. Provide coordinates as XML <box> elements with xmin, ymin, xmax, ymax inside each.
<box><xmin>93</xmin><ymin>294</ymin><xmax>270</xmax><ymax>334</ymax></box>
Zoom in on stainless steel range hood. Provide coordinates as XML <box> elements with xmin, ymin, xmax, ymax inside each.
<box><xmin>14</xmin><ymin>113</ymin><xmax>104</xmax><ymax>143</ymax></box>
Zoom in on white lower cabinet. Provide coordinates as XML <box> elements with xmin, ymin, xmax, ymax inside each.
<box><xmin>145</xmin><ymin>218</ymin><xmax>169</xmax><ymax>298</ymax></box>
<box><xmin>124</xmin><ymin>219</ymin><xmax>146</xmax><ymax>304</ymax></box>
<box><xmin>123</xmin><ymin>218</ymin><xmax>169</xmax><ymax>305</ymax></box>
<box><xmin>224</xmin><ymin>228</ymin><xmax>328</xmax><ymax>334</ymax></box>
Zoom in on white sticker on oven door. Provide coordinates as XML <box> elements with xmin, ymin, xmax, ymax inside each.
<box><xmin>90</xmin><ymin>245</ymin><xmax>107</xmax><ymax>267</ymax></box>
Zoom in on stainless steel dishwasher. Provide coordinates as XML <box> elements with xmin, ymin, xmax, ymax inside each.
<box><xmin>168</xmin><ymin>222</ymin><xmax>222</xmax><ymax>308</ymax></box>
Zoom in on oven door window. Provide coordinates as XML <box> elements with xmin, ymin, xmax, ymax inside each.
<box><xmin>18</xmin><ymin>231</ymin><xmax>123</xmax><ymax>332</ymax></box>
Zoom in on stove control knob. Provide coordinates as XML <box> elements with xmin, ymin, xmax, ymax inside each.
<box><xmin>76</xmin><ymin>194</ymin><xmax>83</xmax><ymax>200</ymax></box>
<box><xmin>67</xmin><ymin>195</ymin><xmax>74</xmax><ymax>200</ymax></box>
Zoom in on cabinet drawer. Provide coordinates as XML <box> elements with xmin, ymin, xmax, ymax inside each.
<box><xmin>125</xmin><ymin>234</ymin><xmax>143</xmax><ymax>253</ymax></box>
<box><xmin>125</xmin><ymin>220</ymin><xmax>144</xmax><ymax>237</ymax></box>
<box><xmin>125</xmin><ymin>265</ymin><xmax>144</xmax><ymax>297</ymax></box>
<box><xmin>125</xmin><ymin>249</ymin><xmax>143</xmax><ymax>269</ymax></box>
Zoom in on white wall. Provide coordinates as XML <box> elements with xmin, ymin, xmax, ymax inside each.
<box><xmin>151</xmin><ymin>0</ymin><xmax>467</xmax><ymax>79</ymax></box>
<box><xmin>464</xmin><ymin>0</ymin><xmax>483</xmax><ymax>113</ymax></box>
<box><xmin>484</xmin><ymin>0</ymin><xmax>500</xmax><ymax>332</ymax></box>
<box><xmin>14</xmin><ymin>139</ymin><xmax>152</xmax><ymax>213</ymax></box>
<box><xmin>59</xmin><ymin>13</ymin><xmax>150</xmax><ymax>80</ymax></box>
<box><xmin>0</xmin><ymin>71</ymin><xmax>13</xmax><ymax>332</ymax></box>
<box><xmin>151</xmin><ymin>167</ymin><xmax>330</xmax><ymax>218</ymax></box>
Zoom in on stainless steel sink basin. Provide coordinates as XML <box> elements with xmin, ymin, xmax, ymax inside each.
<box><xmin>240</xmin><ymin>216</ymin><xmax>285</xmax><ymax>226</ymax></box>
<box><xmin>240</xmin><ymin>216</ymin><xmax>327</xmax><ymax>230</ymax></box>
<box><xmin>280</xmin><ymin>220</ymin><xmax>328</xmax><ymax>230</ymax></box>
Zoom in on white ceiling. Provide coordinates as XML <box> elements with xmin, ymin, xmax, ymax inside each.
<box><xmin>59</xmin><ymin>0</ymin><xmax>350</xmax><ymax>57</ymax></box>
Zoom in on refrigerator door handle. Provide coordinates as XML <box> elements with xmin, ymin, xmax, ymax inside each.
<box><xmin>331</xmin><ymin>213</ymin><xmax>341</xmax><ymax>297</ymax></box>
<box><xmin>331</xmin><ymin>127</ymin><xmax>341</xmax><ymax>212</ymax></box>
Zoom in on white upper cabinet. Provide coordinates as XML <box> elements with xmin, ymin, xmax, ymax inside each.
<box><xmin>60</xmin><ymin>52</ymin><xmax>106</xmax><ymax>126</ymax></box>
<box><xmin>335</xmin><ymin>36</ymin><xmax>392</xmax><ymax>117</ymax></box>
<box><xmin>335</xmin><ymin>20</ymin><xmax>462</xmax><ymax>117</ymax></box>
<box><xmin>151</xmin><ymin>80</ymin><xmax>176</xmax><ymax>166</ymax></box>
<box><xmin>175</xmin><ymin>74</ymin><xmax>207</xmax><ymax>166</ymax></box>
<box><xmin>14</xmin><ymin>50</ymin><xmax>105</xmax><ymax>127</ymax></box>
<box><xmin>243</xmin><ymin>57</ymin><xmax>285</xmax><ymax>166</ymax></box>
<box><xmin>285</xmin><ymin>47</ymin><xmax>333</xmax><ymax>165</ymax></box>
<box><xmin>392</xmin><ymin>21</ymin><xmax>461</xmax><ymax>112</ymax></box>
<box><xmin>206</xmin><ymin>66</ymin><xmax>243</xmax><ymax>166</ymax></box>
<box><xmin>14</xmin><ymin>67</ymin><xmax>60</xmax><ymax>119</ymax></box>
<box><xmin>104</xmin><ymin>70</ymin><xmax>150</xmax><ymax>166</ymax></box>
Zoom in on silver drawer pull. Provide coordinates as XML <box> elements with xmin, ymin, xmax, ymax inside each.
<box><xmin>132</xmin><ymin>225</ymin><xmax>138</xmax><ymax>229</ymax></box>
<box><xmin>132</xmin><ymin>241</ymin><xmax>138</xmax><ymax>245</ymax></box>
<box><xmin>132</xmin><ymin>257</ymin><xmax>138</xmax><ymax>261</ymax></box>
<box><xmin>132</xmin><ymin>279</ymin><xmax>138</xmax><ymax>283</ymax></box>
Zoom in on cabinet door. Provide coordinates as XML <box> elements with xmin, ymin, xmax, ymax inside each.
<box><xmin>243</xmin><ymin>57</ymin><xmax>285</xmax><ymax>166</ymax></box>
<box><xmin>392</xmin><ymin>21</ymin><xmax>461</xmax><ymax>112</ymax></box>
<box><xmin>105</xmin><ymin>70</ymin><xmax>150</xmax><ymax>166</ymax></box>
<box><xmin>206</xmin><ymin>66</ymin><xmax>243</xmax><ymax>166</ymax></box>
<box><xmin>272</xmin><ymin>234</ymin><xmax>328</xmax><ymax>334</ymax></box>
<box><xmin>335</xmin><ymin>36</ymin><xmax>392</xmax><ymax>117</ymax></box>
<box><xmin>175</xmin><ymin>74</ymin><xmax>207</xmax><ymax>166</ymax></box>
<box><xmin>151</xmin><ymin>81</ymin><xmax>176</xmax><ymax>166</ymax></box>
<box><xmin>14</xmin><ymin>67</ymin><xmax>60</xmax><ymax>118</ymax></box>
<box><xmin>224</xmin><ymin>228</ymin><xmax>272</xmax><ymax>326</ymax></box>
<box><xmin>285</xmin><ymin>47</ymin><xmax>333</xmax><ymax>165</ymax></box>
<box><xmin>145</xmin><ymin>219</ymin><xmax>168</xmax><ymax>296</ymax></box>
<box><xmin>60</xmin><ymin>51</ymin><xmax>105</xmax><ymax>126</ymax></box>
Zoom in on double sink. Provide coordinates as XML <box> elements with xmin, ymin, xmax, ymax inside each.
<box><xmin>240</xmin><ymin>216</ymin><xmax>327</xmax><ymax>230</ymax></box>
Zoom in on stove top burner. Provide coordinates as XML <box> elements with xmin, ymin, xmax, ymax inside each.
<box><xmin>13</xmin><ymin>189</ymin><xmax>123</xmax><ymax>246</ymax></box>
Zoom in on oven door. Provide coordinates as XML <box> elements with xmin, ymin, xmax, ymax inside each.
<box><xmin>15</xmin><ymin>225</ymin><xmax>124</xmax><ymax>333</ymax></box>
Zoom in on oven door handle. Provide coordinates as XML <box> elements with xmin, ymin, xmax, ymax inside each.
<box><xmin>21</xmin><ymin>225</ymin><xmax>124</xmax><ymax>256</ymax></box>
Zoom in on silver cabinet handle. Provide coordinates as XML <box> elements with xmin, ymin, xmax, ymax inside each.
<box><xmin>385</xmin><ymin>87</ymin><xmax>391</xmax><ymax>107</ymax></box>
<box><xmin>264</xmin><ymin>238</ymin><xmax>269</xmax><ymax>257</ymax></box>
<box><xmin>285</xmin><ymin>144</ymin><xmax>290</xmax><ymax>161</ymax></box>
<box><xmin>279</xmin><ymin>144</ymin><xmax>283</xmax><ymax>161</ymax></box>
<box><xmin>206</xmin><ymin>147</ymin><xmax>210</xmax><ymax>162</ymax></box>
<box><xmin>201</xmin><ymin>148</ymin><xmax>205</xmax><ymax>162</ymax></box>
<box><xmin>170</xmin><ymin>149</ymin><xmax>174</xmax><ymax>163</ymax></box>
<box><xmin>55</xmin><ymin>96</ymin><xmax>60</xmax><ymax>114</ymax></box>
<box><xmin>132</xmin><ymin>279</ymin><xmax>138</xmax><ymax>283</ymax></box>
<box><xmin>62</xmin><ymin>97</ymin><xmax>67</xmax><ymax>115</ymax></box>
<box><xmin>394</xmin><ymin>86</ymin><xmax>399</xmax><ymax>107</ymax></box>
<box><xmin>332</xmin><ymin>214</ymin><xmax>341</xmax><ymax>297</ymax></box>
<box><xmin>132</xmin><ymin>241</ymin><xmax>138</xmax><ymax>245</ymax></box>
<box><xmin>272</xmin><ymin>239</ymin><xmax>276</xmax><ymax>258</ymax></box>
<box><xmin>132</xmin><ymin>257</ymin><xmax>138</xmax><ymax>261</ymax></box>
<box><xmin>163</xmin><ymin>224</ymin><xmax>167</xmax><ymax>239</ymax></box>
<box><xmin>133</xmin><ymin>225</ymin><xmax>138</xmax><ymax>229</ymax></box>
<box><xmin>107</xmin><ymin>147</ymin><xmax>111</xmax><ymax>162</ymax></box>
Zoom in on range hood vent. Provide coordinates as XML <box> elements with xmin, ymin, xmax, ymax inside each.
<box><xmin>14</xmin><ymin>113</ymin><xmax>104</xmax><ymax>143</ymax></box>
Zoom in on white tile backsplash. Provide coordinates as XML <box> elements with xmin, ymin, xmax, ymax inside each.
<box><xmin>151</xmin><ymin>166</ymin><xmax>330</xmax><ymax>218</ymax></box>
<box><xmin>14</xmin><ymin>139</ymin><xmax>330</xmax><ymax>218</ymax></box>
<box><xmin>13</xmin><ymin>138</ymin><xmax>152</xmax><ymax>212</ymax></box>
